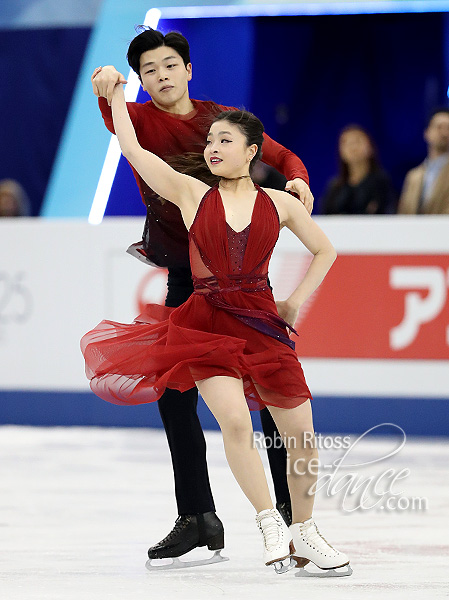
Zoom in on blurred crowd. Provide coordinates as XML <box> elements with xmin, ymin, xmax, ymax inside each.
<box><xmin>2</xmin><ymin>108</ymin><xmax>448</xmax><ymax>218</ymax></box>
<box><xmin>255</xmin><ymin>107</ymin><xmax>449</xmax><ymax>216</ymax></box>
<box><xmin>0</xmin><ymin>179</ymin><xmax>30</xmax><ymax>217</ymax></box>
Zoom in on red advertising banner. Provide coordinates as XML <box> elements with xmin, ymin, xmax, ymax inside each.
<box><xmin>293</xmin><ymin>255</ymin><xmax>449</xmax><ymax>360</ymax></box>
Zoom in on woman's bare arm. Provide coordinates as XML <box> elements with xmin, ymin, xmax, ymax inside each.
<box><xmin>265</xmin><ymin>188</ymin><xmax>337</xmax><ymax>326</ymax></box>
<box><xmin>110</xmin><ymin>84</ymin><xmax>209</xmax><ymax>212</ymax></box>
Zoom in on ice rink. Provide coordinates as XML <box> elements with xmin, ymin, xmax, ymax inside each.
<box><xmin>1</xmin><ymin>426</ymin><xmax>448</xmax><ymax>600</ymax></box>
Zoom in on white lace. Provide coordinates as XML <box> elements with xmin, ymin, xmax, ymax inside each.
<box><xmin>257</xmin><ymin>512</ymin><xmax>283</xmax><ymax>551</ymax></box>
<box><xmin>301</xmin><ymin>520</ymin><xmax>338</xmax><ymax>555</ymax></box>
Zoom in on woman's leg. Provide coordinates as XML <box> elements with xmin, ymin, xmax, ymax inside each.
<box><xmin>196</xmin><ymin>376</ymin><xmax>273</xmax><ymax>513</ymax></box>
<box><xmin>267</xmin><ymin>400</ymin><xmax>318</xmax><ymax>524</ymax></box>
<box><xmin>267</xmin><ymin>400</ymin><xmax>351</xmax><ymax>573</ymax></box>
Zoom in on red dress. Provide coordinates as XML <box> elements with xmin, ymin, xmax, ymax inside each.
<box><xmin>81</xmin><ymin>185</ymin><xmax>312</xmax><ymax>411</ymax></box>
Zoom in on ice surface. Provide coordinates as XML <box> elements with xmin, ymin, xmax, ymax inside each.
<box><xmin>0</xmin><ymin>426</ymin><xmax>448</xmax><ymax>599</ymax></box>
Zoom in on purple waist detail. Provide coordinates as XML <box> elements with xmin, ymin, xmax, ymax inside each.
<box><xmin>192</xmin><ymin>275</ymin><xmax>297</xmax><ymax>350</ymax></box>
<box><xmin>193</xmin><ymin>274</ymin><xmax>268</xmax><ymax>294</ymax></box>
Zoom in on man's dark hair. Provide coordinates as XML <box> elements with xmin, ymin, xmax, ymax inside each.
<box><xmin>127</xmin><ymin>27</ymin><xmax>191</xmax><ymax>79</ymax></box>
<box><xmin>425</xmin><ymin>107</ymin><xmax>449</xmax><ymax>129</ymax></box>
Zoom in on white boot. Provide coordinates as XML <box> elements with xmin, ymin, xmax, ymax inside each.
<box><xmin>290</xmin><ymin>518</ymin><xmax>352</xmax><ymax>576</ymax></box>
<box><xmin>255</xmin><ymin>508</ymin><xmax>293</xmax><ymax>571</ymax></box>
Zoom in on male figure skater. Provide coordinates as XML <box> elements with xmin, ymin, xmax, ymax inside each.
<box><xmin>92</xmin><ymin>27</ymin><xmax>314</xmax><ymax>567</ymax></box>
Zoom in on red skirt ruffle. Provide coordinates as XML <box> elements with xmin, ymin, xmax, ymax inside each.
<box><xmin>81</xmin><ymin>291</ymin><xmax>312</xmax><ymax>411</ymax></box>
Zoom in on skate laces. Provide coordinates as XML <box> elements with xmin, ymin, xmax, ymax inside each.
<box><xmin>256</xmin><ymin>510</ymin><xmax>283</xmax><ymax>551</ymax></box>
<box><xmin>159</xmin><ymin>516</ymin><xmax>190</xmax><ymax>544</ymax></box>
<box><xmin>300</xmin><ymin>519</ymin><xmax>338</xmax><ymax>554</ymax></box>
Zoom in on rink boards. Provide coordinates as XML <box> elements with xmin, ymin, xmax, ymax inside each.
<box><xmin>0</xmin><ymin>216</ymin><xmax>448</xmax><ymax>435</ymax></box>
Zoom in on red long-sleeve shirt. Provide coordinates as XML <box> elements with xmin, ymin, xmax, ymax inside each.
<box><xmin>99</xmin><ymin>97</ymin><xmax>309</xmax><ymax>268</ymax></box>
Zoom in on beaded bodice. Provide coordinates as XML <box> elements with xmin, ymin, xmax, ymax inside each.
<box><xmin>226</xmin><ymin>222</ymin><xmax>251</xmax><ymax>273</ymax></box>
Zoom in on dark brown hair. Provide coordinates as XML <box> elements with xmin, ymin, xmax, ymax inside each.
<box><xmin>336</xmin><ymin>124</ymin><xmax>381</xmax><ymax>186</ymax></box>
<box><xmin>168</xmin><ymin>110</ymin><xmax>264</xmax><ymax>182</ymax></box>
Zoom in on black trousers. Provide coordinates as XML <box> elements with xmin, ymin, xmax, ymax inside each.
<box><xmin>158</xmin><ymin>269</ymin><xmax>290</xmax><ymax>515</ymax></box>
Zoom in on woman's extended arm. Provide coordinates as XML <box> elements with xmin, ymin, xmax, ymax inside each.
<box><xmin>267</xmin><ymin>189</ymin><xmax>337</xmax><ymax>327</ymax></box>
<box><xmin>110</xmin><ymin>84</ymin><xmax>208</xmax><ymax>209</ymax></box>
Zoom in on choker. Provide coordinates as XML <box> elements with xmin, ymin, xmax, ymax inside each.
<box><xmin>219</xmin><ymin>175</ymin><xmax>252</xmax><ymax>182</ymax></box>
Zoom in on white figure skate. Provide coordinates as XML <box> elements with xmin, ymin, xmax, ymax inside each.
<box><xmin>290</xmin><ymin>518</ymin><xmax>352</xmax><ymax>577</ymax></box>
<box><xmin>256</xmin><ymin>508</ymin><xmax>295</xmax><ymax>574</ymax></box>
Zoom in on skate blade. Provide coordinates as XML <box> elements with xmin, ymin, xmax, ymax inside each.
<box><xmin>295</xmin><ymin>564</ymin><xmax>353</xmax><ymax>578</ymax></box>
<box><xmin>145</xmin><ymin>550</ymin><xmax>229</xmax><ymax>571</ymax></box>
<box><xmin>273</xmin><ymin>557</ymin><xmax>296</xmax><ymax>575</ymax></box>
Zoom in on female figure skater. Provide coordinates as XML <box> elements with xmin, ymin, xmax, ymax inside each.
<box><xmin>81</xmin><ymin>82</ymin><xmax>351</xmax><ymax>576</ymax></box>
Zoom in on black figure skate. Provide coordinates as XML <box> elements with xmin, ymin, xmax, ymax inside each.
<box><xmin>276</xmin><ymin>501</ymin><xmax>292</xmax><ymax>526</ymax></box>
<box><xmin>145</xmin><ymin>512</ymin><xmax>229</xmax><ymax>570</ymax></box>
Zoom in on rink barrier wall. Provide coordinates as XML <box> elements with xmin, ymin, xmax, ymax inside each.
<box><xmin>0</xmin><ymin>390</ymin><xmax>448</xmax><ymax>437</ymax></box>
<box><xmin>0</xmin><ymin>217</ymin><xmax>448</xmax><ymax>435</ymax></box>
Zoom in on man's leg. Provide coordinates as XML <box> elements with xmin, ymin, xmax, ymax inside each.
<box><xmin>157</xmin><ymin>386</ymin><xmax>215</xmax><ymax>515</ymax></box>
<box><xmin>147</xmin><ymin>273</ymin><xmax>224</xmax><ymax>560</ymax></box>
<box><xmin>260</xmin><ymin>407</ymin><xmax>292</xmax><ymax>525</ymax></box>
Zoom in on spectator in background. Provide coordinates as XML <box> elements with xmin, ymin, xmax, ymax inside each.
<box><xmin>0</xmin><ymin>179</ymin><xmax>30</xmax><ymax>217</ymax></box>
<box><xmin>398</xmin><ymin>108</ymin><xmax>449</xmax><ymax>214</ymax></box>
<box><xmin>321</xmin><ymin>125</ymin><xmax>396</xmax><ymax>215</ymax></box>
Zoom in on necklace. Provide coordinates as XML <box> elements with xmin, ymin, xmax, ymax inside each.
<box><xmin>219</xmin><ymin>175</ymin><xmax>252</xmax><ymax>183</ymax></box>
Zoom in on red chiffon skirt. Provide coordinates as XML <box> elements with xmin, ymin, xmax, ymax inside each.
<box><xmin>81</xmin><ymin>288</ymin><xmax>312</xmax><ymax>411</ymax></box>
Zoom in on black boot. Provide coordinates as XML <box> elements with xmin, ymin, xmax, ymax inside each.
<box><xmin>276</xmin><ymin>501</ymin><xmax>292</xmax><ymax>527</ymax></box>
<box><xmin>147</xmin><ymin>512</ymin><xmax>224</xmax><ymax>559</ymax></box>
